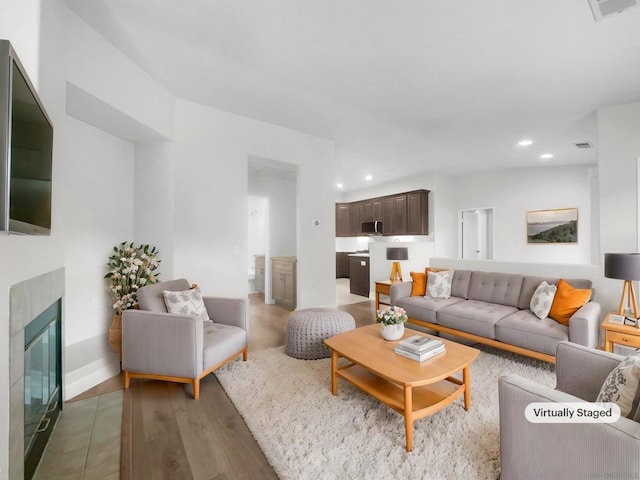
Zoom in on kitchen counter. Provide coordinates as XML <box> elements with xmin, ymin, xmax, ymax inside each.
<box><xmin>348</xmin><ymin>253</ymin><xmax>370</xmax><ymax>257</ymax></box>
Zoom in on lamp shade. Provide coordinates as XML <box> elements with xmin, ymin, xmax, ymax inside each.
<box><xmin>604</xmin><ymin>253</ymin><xmax>640</xmax><ymax>281</ymax></box>
<box><xmin>386</xmin><ymin>247</ymin><xmax>408</xmax><ymax>261</ymax></box>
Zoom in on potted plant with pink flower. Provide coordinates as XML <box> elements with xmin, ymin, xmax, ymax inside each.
<box><xmin>376</xmin><ymin>305</ymin><xmax>408</xmax><ymax>340</ymax></box>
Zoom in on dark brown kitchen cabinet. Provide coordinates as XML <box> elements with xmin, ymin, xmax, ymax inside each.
<box><xmin>336</xmin><ymin>252</ymin><xmax>353</xmax><ymax>278</ymax></box>
<box><xmin>349</xmin><ymin>255</ymin><xmax>370</xmax><ymax>297</ymax></box>
<box><xmin>362</xmin><ymin>201</ymin><xmax>374</xmax><ymax>222</ymax></box>
<box><xmin>335</xmin><ymin>189</ymin><xmax>429</xmax><ymax>237</ymax></box>
<box><xmin>407</xmin><ymin>190</ymin><xmax>429</xmax><ymax>234</ymax></box>
<box><xmin>335</xmin><ymin>203</ymin><xmax>351</xmax><ymax>237</ymax></box>
<box><xmin>350</xmin><ymin>202</ymin><xmax>363</xmax><ymax>236</ymax></box>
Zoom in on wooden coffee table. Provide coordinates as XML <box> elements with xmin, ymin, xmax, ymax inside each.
<box><xmin>324</xmin><ymin>324</ymin><xmax>480</xmax><ymax>451</ymax></box>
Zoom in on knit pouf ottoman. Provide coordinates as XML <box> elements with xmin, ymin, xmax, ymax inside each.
<box><xmin>285</xmin><ymin>308</ymin><xmax>356</xmax><ymax>359</ymax></box>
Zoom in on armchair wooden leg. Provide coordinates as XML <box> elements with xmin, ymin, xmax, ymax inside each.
<box><xmin>193</xmin><ymin>379</ymin><xmax>200</xmax><ymax>400</ymax></box>
<box><xmin>243</xmin><ymin>347</ymin><xmax>249</xmax><ymax>361</ymax></box>
<box><xmin>124</xmin><ymin>371</ymin><xmax>130</xmax><ymax>389</ymax></box>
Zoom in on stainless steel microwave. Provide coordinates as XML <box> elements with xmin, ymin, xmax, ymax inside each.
<box><xmin>361</xmin><ymin>220</ymin><xmax>383</xmax><ymax>235</ymax></box>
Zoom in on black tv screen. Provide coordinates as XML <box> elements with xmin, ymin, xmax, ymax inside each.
<box><xmin>0</xmin><ymin>40</ymin><xmax>53</xmax><ymax>235</ymax></box>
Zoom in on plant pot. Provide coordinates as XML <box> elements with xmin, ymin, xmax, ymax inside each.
<box><xmin>108</xmin><ymin>312</ymin><xmax>122</xmax><ymax>360</ymax></box>
<box><xmin>380</xmin><ymin>323</ymin><xmax>404</xmax><ymax>341</ymax></box>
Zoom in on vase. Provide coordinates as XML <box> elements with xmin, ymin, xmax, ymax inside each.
<box><xmin>380</xmin><ymin>323</ymin><xmax>404</xmax><ymax>341</ymax></box>
<box><xmin>108</xmin><ymin>312</ymin><xmax>122</xmax><ymax>360</ymax></box>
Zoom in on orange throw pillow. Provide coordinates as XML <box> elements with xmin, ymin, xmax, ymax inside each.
<box><xmin>549</xmin><ymin>279</ymin><xmax>591</xmax><ymax>326</ymax></box>
<box><xmin>410</xmin><ymin>272</ymin><xmax>427</xmax><ymax>296</ymax></box>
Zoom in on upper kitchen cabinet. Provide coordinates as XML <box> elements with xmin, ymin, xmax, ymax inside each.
<box><xmin>336</xmin><ymin>203</ymin><xmax>351</xmax><ymax>237</ymax></box>
<box><xmin>383</xmin><ymin>195</ymin><xmax>407</xmax><ymax>235</ymax></box>
<box><xmin>335</xmin><ymin>189</ymin><xmax>429</xmax><ymax>236</ymax></box>
<box><xmin>406</xmin><ymin>190</ymin><xmax>429</xmax><ymax>235</ymax></box>
<box><xmin>350</xmin><ymin>202</ymin><xmax>363</xmax><ymax>236</ymax></box>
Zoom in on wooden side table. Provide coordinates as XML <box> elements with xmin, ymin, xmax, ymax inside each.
<box><xmin>374</xmin><ymin>280</ymin><xmax>402</xmax><ymax>311</ymax></box>
<box><xmin>601</xmin><ymin>314</ymin><xmax>640</xmax><ymax>352</ymax></box>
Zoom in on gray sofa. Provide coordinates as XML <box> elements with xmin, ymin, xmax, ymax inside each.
<box><xmin>499</xmin><ymin>341</ymin><xmax>640</xmax><ymax>479</ymax></box>
<box><xmin>390</xmin><ymin>270</ymin><xmax>601</xmax><ymax>362</ymax></box>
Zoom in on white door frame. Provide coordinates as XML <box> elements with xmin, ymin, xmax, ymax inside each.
<box><xmin>458</xmin><ymin>207</ymin><xmax>495</xmax><ymax>260</ymax></box>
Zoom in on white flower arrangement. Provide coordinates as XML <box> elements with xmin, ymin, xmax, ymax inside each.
<box><xmin>376</xmin><ymin>305</ymin><xmax>408</xmax><ymax>326</ymax></box>
<box><xmin>105</xmin><ymin>242</ymin><xmax>161</xmax><ymax>313</ymax></box>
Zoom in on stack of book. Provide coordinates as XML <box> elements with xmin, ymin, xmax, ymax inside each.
<box><xmin>394</xmin><ymin>335</ymin><xmax>446</xmax><ymax>362</ymax></box>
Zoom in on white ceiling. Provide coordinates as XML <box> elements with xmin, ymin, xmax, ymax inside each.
<box><xmin>64</xmin><ymin>0</ymin><xmax>640</xmax><ymax>192</ymax></box>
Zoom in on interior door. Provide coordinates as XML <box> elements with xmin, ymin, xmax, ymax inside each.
<box><xmin>462</xmin><ymin>211</ymin><xmax>481</xmax><ymax>259</ymax></box>
<box><xmin>460</xmin><ymin>207</ymin><xmax>494</xmax><ymax>260</ymax></box>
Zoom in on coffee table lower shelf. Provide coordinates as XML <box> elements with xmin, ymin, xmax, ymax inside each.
<box><xmin>336</xmin><ymin>362</ymin><xmax>466</xmax><ymax>451</ymax></box>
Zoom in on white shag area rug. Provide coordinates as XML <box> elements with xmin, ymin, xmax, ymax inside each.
<box><xmin>215</xmin><ymin>345</ymin><xmax>555</xmax><ymax>480</ymax></box>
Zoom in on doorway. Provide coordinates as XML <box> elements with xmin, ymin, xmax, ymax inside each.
<box><xmin>248</xmin><ymin>156</ymin><xmax>298</xmax><ymax>304</ymax></box>
<box><xmin>459</xmin><ymin>208</ymin><xmax>494</xmax><ymax>260</ymax></box>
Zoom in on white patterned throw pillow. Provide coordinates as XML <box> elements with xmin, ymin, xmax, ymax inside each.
<box><xmin>529</xmin><ymin>281</ymin><xmax>557</xmax><ymax>320</ymax></box>
<box><xmin>596</xmin><ymin>353</ymin><xmax>640</xmax><ymax>417</ymax></box>
<box><xmin>425</xmin><ymin>270</ymin><xmax>454</xmax><ymax>299</ymax></box>
<box><xmin>163</xmin><ymin>287</ymin><xmax>210</xmax><ymax>322</ymax></box>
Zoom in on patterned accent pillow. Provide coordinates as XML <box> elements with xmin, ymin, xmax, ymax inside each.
<box><xmin>163</xmin><ymin>287</ymin><xmax>209</xmax><ymax>322</ymax></box>
<box><xmin>425</xmin><ymin>270</ymin><xmax>454</xmax><ymax>299</ymax></box>
<box><xmin>596</xmin><ymin>353</ymin><xmax>640</xmax><ymax>417</ymax></box>
<box><xmin>529</xmin><ymin>281</ymin><xmax>557</xmax><ymax>320</ymax></box>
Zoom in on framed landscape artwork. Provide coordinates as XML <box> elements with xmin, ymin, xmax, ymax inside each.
<box><xmin>526</xmin><ymin>208</ymin><xmax>578</xmax><ymax>244</ymax></box>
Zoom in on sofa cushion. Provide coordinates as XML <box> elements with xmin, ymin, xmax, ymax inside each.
<box><xmin>549</xmin><ymin>279</ymin><xmax>592</xmax><ymax>326</ymax></box>
<box><xmin>530</xmin><ymin>281</ymin><xmax>557</xmax><ymax>320</ymax></box>
<box><xmin>450</xmin><ymin>270</ymin><xmax>472</xmax><ymax>299</ymax></box>
<box><xmin>495</xmin><ymin>310</ymin><xmax>569</xmax><ymax>356</ymax></box>
<box><xmin>467</xmin><ymin>272</ymin><xmax>524</xmax><ymax>308</ymax></box>
<box><xmin>426</xmin><ymin>270</ymin><xmax>454</xmax><ymax>299</ymax></box>
<box><xmin>518</xmin><ymin>276</ymin><xmax>593</xmax><ymax>310</ymax></box>
<box><xmin>596</xmin><ymin>353</ymin><xmax>640</xmax><ymax>417</ymax></box>
<box><xmin>396</xmin><ymin>296</ymin><xmax>464</xmax><ymax>324</ymax></box>
<box><xmin>163</xmin><ymin>287</ymin><xmax>210</xmax><ymax>322</ymax></box>
<box><xmin>202</xmin><ymin>323</ymin><xmax>246</xmax><ymax>369</ymax></box>
<box><xmin>410</xmin><ymin>272</ymin><xmax>427</xmax><ymax>296</ymax></box>
<box><xmin>438</xmin><ymin>300</ymin><xmax>517</xmax><ymax>339</ymax></box>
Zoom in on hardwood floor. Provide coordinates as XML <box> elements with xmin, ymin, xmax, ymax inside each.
<box><xmin>118</xmin><ymin>292</ymin><xmax>376</xmax><ymax>479</ymax></box>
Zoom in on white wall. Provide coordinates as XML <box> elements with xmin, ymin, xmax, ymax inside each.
<box><xmin>134</xmin><ymin>99</ymin><xmax>336</xmax><ymax>307</ymax></box>
<box><xmin>248</xmin><ymin>173</ymin><xmax>297</xmax><ymax>257</ymax></box>
<box><xmin>0</xmin><ymin>1</ymin><xmax>67</xmax><ymax>477</ymax></box>
<box><xmin>597</xmin><ymin>101</ymin><xmax>640</xmax><ymax>315</ymax></box>
<box><xmin>443</xmin><ymin>165</ymin><xmax>594</xmax><ymax>265</ymax></box>
<box><xmin>63</xmin><ymin>8</ymin><xmax>174</xmax><ymax>140</ymax></box>
<box><xmin>62</xmin><ymin>116</ymin><xmax>135</xmax><ymax>345</ymax></box>
<box><xmin>134</xmin><ymin>143</ymin><xmax>176</xmax><ymax>280</ymax></box>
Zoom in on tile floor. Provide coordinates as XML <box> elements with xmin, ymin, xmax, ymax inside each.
<box><xmin>33</xmin><ymin>390</ymin><xmax>122</xmax><ymax>480</ymax></box>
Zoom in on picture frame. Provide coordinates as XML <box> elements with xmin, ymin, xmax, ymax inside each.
<box><xmin>526</xmin><ymin>208</ymin><xmax>578</xmax><ymax>244</ymax></box>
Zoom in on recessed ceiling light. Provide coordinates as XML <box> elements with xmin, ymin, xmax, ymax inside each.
<box><xmin>518</xmin><ymin>139</ymin><xmax>533</xmax><ymax>146</ymax></box>
<box><xmin>540</xmin><ymin>153</ymin><xmax>554</xmax><ymax>159</ymax></box>
<box><xmin>336</xmin><ymin>183</ymin><xmax>343</xmax><ymax>189</ymax></box>
<box><xmin>365</xmin><ymin>175</ymin><xmax>373</xmax><ymax>181</ymax></box>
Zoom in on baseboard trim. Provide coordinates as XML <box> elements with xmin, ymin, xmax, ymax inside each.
<box><xmin>64</xmin><ymin>354</ymin><xmax>121</xmax><ymax>401</ymax></box>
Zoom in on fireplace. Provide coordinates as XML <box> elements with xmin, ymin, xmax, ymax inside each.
<box><xmin>23</xmin><ymin>300</ymin><xmax>62</xmax><ymax>480</ymax></box>
<box><xmin>8</xmin><ymin>268</ymin><xmax>65</xmax><ymax>480</ymax></box>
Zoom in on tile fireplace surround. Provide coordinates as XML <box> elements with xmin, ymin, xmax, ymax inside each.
<box><xmin>9</xmin><ymin>268</ymin><xmax>65</xmax><ymax>480</ymax></box>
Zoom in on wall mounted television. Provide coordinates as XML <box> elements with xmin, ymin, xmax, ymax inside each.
<box><xmin>0</xmin><ymin>39</ymin><xmax>53</xmax><ymax>235</ymax></box>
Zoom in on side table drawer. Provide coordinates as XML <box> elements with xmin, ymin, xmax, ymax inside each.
<box><xmin>607</xmin><ymin>330</ymin><xmax>640</xmax><ymax>348</ymax></box>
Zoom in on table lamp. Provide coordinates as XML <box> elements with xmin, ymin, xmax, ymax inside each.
<box><xmin>386</xmin><ymin>247</ymin><xmax>408</xmax><ymax>282</ymax></box>
<box><xmin>604</xmin><ymin>252</ymin><xmax>640</xmax><ymax>318</ymax></box>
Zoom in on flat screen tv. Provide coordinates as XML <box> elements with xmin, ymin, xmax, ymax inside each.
<box><xmin>0</xmin><ymin>39</ymin><xmax>53</xmax><ymax>235</ymax></box>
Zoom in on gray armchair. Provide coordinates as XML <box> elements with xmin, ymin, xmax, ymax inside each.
<box><xmin>499</xmin><ymin>341</ymin><xmax>640</xmax><ymax>479</ymax></box>
<box><xmin>122</xmin><ymin>278</ymin><xmax>248</xmax><ymax>399</ymax></box>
